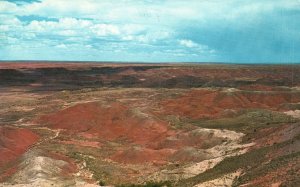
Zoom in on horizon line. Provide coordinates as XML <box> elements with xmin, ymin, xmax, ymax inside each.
<box><xmin>1</xmin><ymin>60</ymin><xmax>300</xmax><ymax>65</ymax></box>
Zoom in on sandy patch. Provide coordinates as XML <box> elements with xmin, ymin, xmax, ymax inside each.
<box><xmin>284</xmin><ymin>110</ymin><xmax>300</xmax><ymax>119</ymax></box>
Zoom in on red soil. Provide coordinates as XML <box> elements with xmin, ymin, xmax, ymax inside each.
<box><xmin>111</xmin><ymin>147</ymin><xmax>174</xmax><ymax>164</ymax></box>
<box><xmin>244</xmin><ymin>159</ymin><xmax>300</xmax><ymax>187</ymax></box>
<box><xmin>0</xmin><ymin>127</ymin><xmax>39</xmax><ymax>168</ymax></box>
<box><xmin>35</xmin><ymin>90</ymin><xmax>300</xmax><ymax>164</ymax></box>
<box><xmin>239</xmin><ymin>84</ymin><xmax>276</xmax><ymax>91</ymax></box>
<box><xmin>0</xmin><ymin>62</ymin><xmax>104</xmax><ymax>69</ymax></box>
<box><xmin>37</xmin><ymin>102</ymin><xmax>227</xmax><ymax>164</ymax></box>
<box><xmin>0</xmin><ymin>166</ymin><xmax>18</xmax><ymax>182</ymax></box>
<box><xmin>37</xmin><ymin>102</ymin><xmax>170</xmax><ymax>145</ymax></box>
<box><xmin>161</xmin><ymin>89</ymin><xmax>300</xmax><ymax>119</ymax></box>
<box><xmin>0</xmin><ymin>62</ymin><xmax>165</xmax><ymax>69</ymax></box>
<box><xmin>253</xmin><ymin>124</ymin><xmax>300</xmax><ymax>148</ymax></box>
<box><xmin>148</xmin><ymin>129</ymin><xmax>223</xmax><ymax>150</ymax></box>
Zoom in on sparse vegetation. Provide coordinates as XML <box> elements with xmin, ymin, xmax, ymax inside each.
<box><xmin>116</xmin><ymin>181</ymin><xmax>172</xmax><ymax>187</ymax></box>
<box><xmin>191</xmin><ymin>109</ymin><xmax>296</xmax><ymax>134</ymax></box>
<box><xmin>176</xmin><ymin>145</ymin><xmax>269</xmax><ymax>186</ymax></box>
<box><xmin>164</xmin><ymin>115</ymin><xmax>186</xmax><ymax>129</ymax></box>
<box><xmin>176</xmin><ymin>134</ymin><xmax>300</xmax><ymax>187</ymax></box>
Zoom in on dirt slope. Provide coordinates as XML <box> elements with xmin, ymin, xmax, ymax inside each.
<box><xmin>161</xmin><ymin>89</ymin><xmax>300</xmax><ymax>119</ymax></box>
<box><xmin>0</xmin><ymin>127</ymin><xmax>39</xmax><ymax>168</ymax></box>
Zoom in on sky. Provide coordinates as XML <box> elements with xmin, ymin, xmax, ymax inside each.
<box><xmin>0</xmin><ymin>0</ymin><xmax>300</xmax><ymax>63</ymax></box>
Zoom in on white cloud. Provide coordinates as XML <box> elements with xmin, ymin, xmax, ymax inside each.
<box><xmin>91</xmin><ymin>24</ymin><xmax>120</xmax><ymax>36</ymax></box>
<box><xmin>55</xmin><ymin>44</ymin><xmax>67</xmax><ymax>49</ymax></box>
<box><xmin>179</xmin><ymin>39</ymin><xmax>211</xmax><ymax>51</ymax></box>
<box><xmin>179</xmin><ymin>39</ymin><xmax>199</xmax><ymax>48</ymax></box>
<box><xmin>122</xmin><ymin>30</ymin><xmax>172</xmax><ymax>43</ymax></box>
<box><xmin>2</xmin><ymin>0</ymin><xmax>298</xmax><ymax>25</ymax></box>
<box><xmin>58</xmin><ymin>30</ymin><xmax>77</xmax><ymax>36</ymax></box>
<box><xmin>26</xmin><ymin>18</ymin><xmax>92</xmax><ymax>33</ymax></box>
<box><xmin>177</xmin><ymin>39</ymin><xmax>216</xmax><ymax>56</ymax></box>
<box><xmin>16</xmin><ymin>17</ymin><xmax>169</xmax><ymax>44</ymax></box>
<box><xmin>0</xmin><ymin>1</ymin><xmax>18</xmax><ymax>14</ymax></box>
<box><xmin>1</xmin><ymin>0</ymin><xmax>298</xmax><ymax>62</ymax></box>
<box><xmin>60</xmin><ymin>18</ymin><xmax>92</xmax><ymax>28</ymax></box>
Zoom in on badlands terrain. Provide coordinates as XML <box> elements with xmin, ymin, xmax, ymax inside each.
<box><xmin>0</xmin><ymin>62</ymin><xmax>299</xmax><ymax>187</ymax></box>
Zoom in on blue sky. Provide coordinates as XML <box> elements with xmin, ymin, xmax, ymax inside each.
<box><xmin>0</xmin><ymin>0</ymin><xmax>300</xmax><ymax>63</ymax></box>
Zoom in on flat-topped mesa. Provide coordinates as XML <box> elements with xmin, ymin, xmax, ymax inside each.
<box><xmin>1</xmin><ymin>64</ymin><xmax>299</xmax><ymax>91</ymax></box>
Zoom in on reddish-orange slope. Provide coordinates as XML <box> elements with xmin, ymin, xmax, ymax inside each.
<box><xmin>161</xmin><ymin>89</ymin><xmax>300</xmax><ymax>119</ymax></box>
<box><xmin>0</xmin><ymin>127</ymin><xmax>39</xmax><ymax>168</ymax></box>
<box><xmin>36</xmin><ymin>102</ymin><xmax>226</xmax><ymax>164</ymax></box>
<box><xmin>37</xmin><ymin>102</ymin><xmax>171</xmax><ymax>145</ymax></box>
